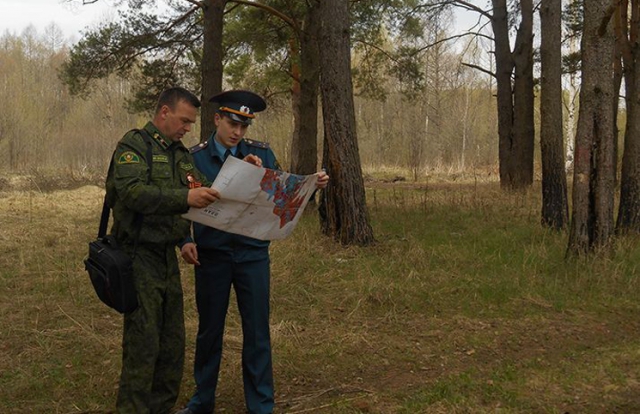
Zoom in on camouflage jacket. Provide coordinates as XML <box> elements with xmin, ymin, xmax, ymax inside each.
<box><xmin>106</xmin><ymin>122</ymin><xmax>208</xmax><ymax>246</ymax></box>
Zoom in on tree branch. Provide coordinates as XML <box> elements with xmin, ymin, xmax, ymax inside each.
<box><xmin>229</xmin><ymin>0</ymin><xmax>297</xmax><ymax>29</ymax></box>
<box><xmin>182</xmin><ymin>0</ymin><xmax>205</xmax><ymax>8</ymax></box>
<box><xmin>413</xmin><ymin>31</ymin><xmax>494</xmax><ymax>55</ymax></box>
<box><xmin>447</xmin><ymin>0</ymin><xmax>493</xmax><ymax>20</ymax></box>
<box><xmin>462</xmin><ymin>62</ymin><xmax>496</xmax><ymax>79</ymax></box>
<box><xmin>161</xmin><ymin>4</ymin><xmax>200</xmax><ymax>34</ymax></box>
<box><xmin>352</xmin><ymin>38</ymin><xmax>397</xmax><ymax>62</ymax></box>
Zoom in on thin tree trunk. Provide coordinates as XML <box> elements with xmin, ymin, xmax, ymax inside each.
<box><xmin>461</xmin><ymin>87</ymin><xmax>469</xmax><ymax>170</ymax></box>
<box><xmin>565</xmin><ymin>0</ymin><xmax>580</xmax><ymax>173</ymax></box>
<box><xmin>565</xmin><ymin>72</ymin><xmax>578</xmax><ymax>171</ymax></box>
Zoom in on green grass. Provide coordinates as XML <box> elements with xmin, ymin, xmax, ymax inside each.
<box><xmin>1</xmin><ymin>181</ymin><xmax>640</xmax><ymax>413</ymax></box>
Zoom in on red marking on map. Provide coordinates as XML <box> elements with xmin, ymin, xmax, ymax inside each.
<box><xmin>260</xmin><ymin>169</ymin><xmax>309</xmax><ymax>228</ymax></box>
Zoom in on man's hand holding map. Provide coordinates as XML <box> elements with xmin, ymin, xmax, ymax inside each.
<box><xmin>182</xmin><ymin>156</ymin><xmax>319</xmax><ymax>240</ymax></box>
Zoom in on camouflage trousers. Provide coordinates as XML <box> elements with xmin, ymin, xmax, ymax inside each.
<box><xmin>116</xmin><ymin>244</ymin><xmax>185</xmax><ymax>414</ymax></box>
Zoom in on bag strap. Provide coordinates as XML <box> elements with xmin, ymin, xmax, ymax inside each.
<box><xmin>98</xmin><ymin>157</ymin><xmax>116</xmax><ymax>239</ymax></box>
<box><xmin>98</xmin><ymin>129</ymin><xmax>154</xmax><ymax>239</ymax></box>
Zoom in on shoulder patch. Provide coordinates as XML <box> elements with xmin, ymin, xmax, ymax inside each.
<box><xmin>118</xmin><ymin>151</ymin><xmax>140</xmax><ymax>164</ymax></box>
<box><xmin>190</xmin><ymin>141</ymin><xmax>209</xmax><ymax>154</ymax></box>
<box><xmin>244</xmin><ymin>138</ymin><xmax>270</xmax><ymax>149</ymax></box>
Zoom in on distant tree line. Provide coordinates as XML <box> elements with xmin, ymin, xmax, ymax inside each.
<box><xmin>0</xmin><ymin>22</ymin><xmax>497</xmax><ymax>176</ymax></box>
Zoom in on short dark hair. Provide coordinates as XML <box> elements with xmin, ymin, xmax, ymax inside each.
<box><xmin>155</xmin><ymin>87</ymin><xmax>201</xmax><ymax>113</ymax></box>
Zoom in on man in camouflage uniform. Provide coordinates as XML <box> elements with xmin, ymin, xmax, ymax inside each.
<box><xmin>107</xmin><ymin>87</ymin><xmax>220</xmax><ymax>414</ymax></box>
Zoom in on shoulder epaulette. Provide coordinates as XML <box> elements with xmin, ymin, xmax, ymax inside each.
<box><xmin>190</xmin><ymin>141</ymin><xmax>209</xmax><ymax>154</ymax></box>
<box><xmin>126</xmin><ymin>128</ymin><xmax>170</xmax><ymax>149</ymax></box>
<box><xmin>121</xmin><ymin>128</ymin><xmax>147</xmax><ymax>145</ymax></box>
<box><xmin>243</xmin><ymin>138</ymin><xmax>270</xmax><ymax>149</ymax></box>
<box><xmin>122</xmin><ymin>128</ymin><xmax>141</xmax><ymax>140</ymax></box>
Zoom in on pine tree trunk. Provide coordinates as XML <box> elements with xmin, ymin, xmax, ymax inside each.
<box><xmin>492</xmin><ymin>0</ymin><xmax>534</xmax><ymax>190</ymax></box>
<box><xmin>491</xmin><ymin>0</ymin><xmax>516</xmax><ymax>189</ymax></box>
<box><xmin>200</xmin><ymin>0</ymin><xmax>225</xmax><ymax>143</ymax></box>
<box><xmin>318</xmin><ymin>0</ymin><xmax>374</xmax><ymax>245</ymax></box>
<box><xmin>539</xmin><ymin>0</ymin><xmax>568</xmax><ymax>230</ymax></box>
<box><xmin>568</xmin><ymin>0</ymin><xmax>615</xmax><ymax>254</ymax></box>
<box><xmin>511</xmin><ymin>0</ymin><xmax>535</xmax><ymax>188</ymax></box>
<box><xmin>617</xmin><ymin>0</ymin><xmax>640</xmax><ymax>233</ymax></box>
<box><xmin>290</xmin><ymin>2</ymin><xmax>320</xmax><ymax>176</ymax></box>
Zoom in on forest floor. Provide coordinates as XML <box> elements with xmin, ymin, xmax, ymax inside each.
<box><xmin>1</xmin><ymin>174</ymin><xmax>639</xmax><ymax>413</ymax></box>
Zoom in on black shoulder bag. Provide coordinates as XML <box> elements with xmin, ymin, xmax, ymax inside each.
<box><xmin>84</xmin><ymin>130</ymin><xmax>153</xmax><ymax>314</ymax></box>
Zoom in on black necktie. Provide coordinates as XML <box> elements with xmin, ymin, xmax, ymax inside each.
<box><xmin>224</xmin><ymin>149</ymin><xmax>232</xmax><ymax>161</ymax></box>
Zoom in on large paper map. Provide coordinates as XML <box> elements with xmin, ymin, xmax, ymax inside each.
<box><xmin>182</xmin><ymin>156</ymin><xmax>319</xmax><ymax>240</ymax></box>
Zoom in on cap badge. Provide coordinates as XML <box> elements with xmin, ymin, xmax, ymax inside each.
<box><xmin>240</xmin><ymin>105</ymin><xmax>251</xmax><ymax>114</ymax></box>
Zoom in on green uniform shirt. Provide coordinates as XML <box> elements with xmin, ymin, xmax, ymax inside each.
<box><xmin>106</xmin><ymin>122</ymin><xmax>208</xmax><ymax>246</ymax></box>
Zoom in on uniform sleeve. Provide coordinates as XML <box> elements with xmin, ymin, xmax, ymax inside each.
<box><xmin>264</xmin><ymin>147</ymin><xmax>282</xmax><ymax>171</ymax></box>
<box><xmin>112</xmin><ymin>133</ymin><xmax>189</xmax><ymax>215</ymax></box>
<box><xmin>177</xmin><ymin>234</ymin><xmax>194</xmax><ymax>249</ymax></box>
<box><xmin>194</xmin><ymin>164</ymin><xmax>212</xmax><ymax>187</ymax></box>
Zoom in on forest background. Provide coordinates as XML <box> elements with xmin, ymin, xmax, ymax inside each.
<box><xmin>2</xmin><ymin>0</ymin><xmax>640</xmax><ymax>413</ymax></box>
<box><xmin>0</xmin><ymin>15</ymin><xmax>496</xmax><ymax>185</ymax></box>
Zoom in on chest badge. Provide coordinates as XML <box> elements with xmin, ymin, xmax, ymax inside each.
<box><xmin>186</xmin><ymin>172</ymin><xmax>202</xmax><ymax>189</ymax></box>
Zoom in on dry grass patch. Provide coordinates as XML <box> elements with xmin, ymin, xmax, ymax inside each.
<box><xmin>2</xmin><ymin>183</ymin><xmax>640</xmax><ymax>413</ymax></box>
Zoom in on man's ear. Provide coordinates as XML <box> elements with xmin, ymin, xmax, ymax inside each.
<box><xmin>160</xmin><ymin>105</ymin><xmax>170</xmax><ymax>120</ymax></box>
